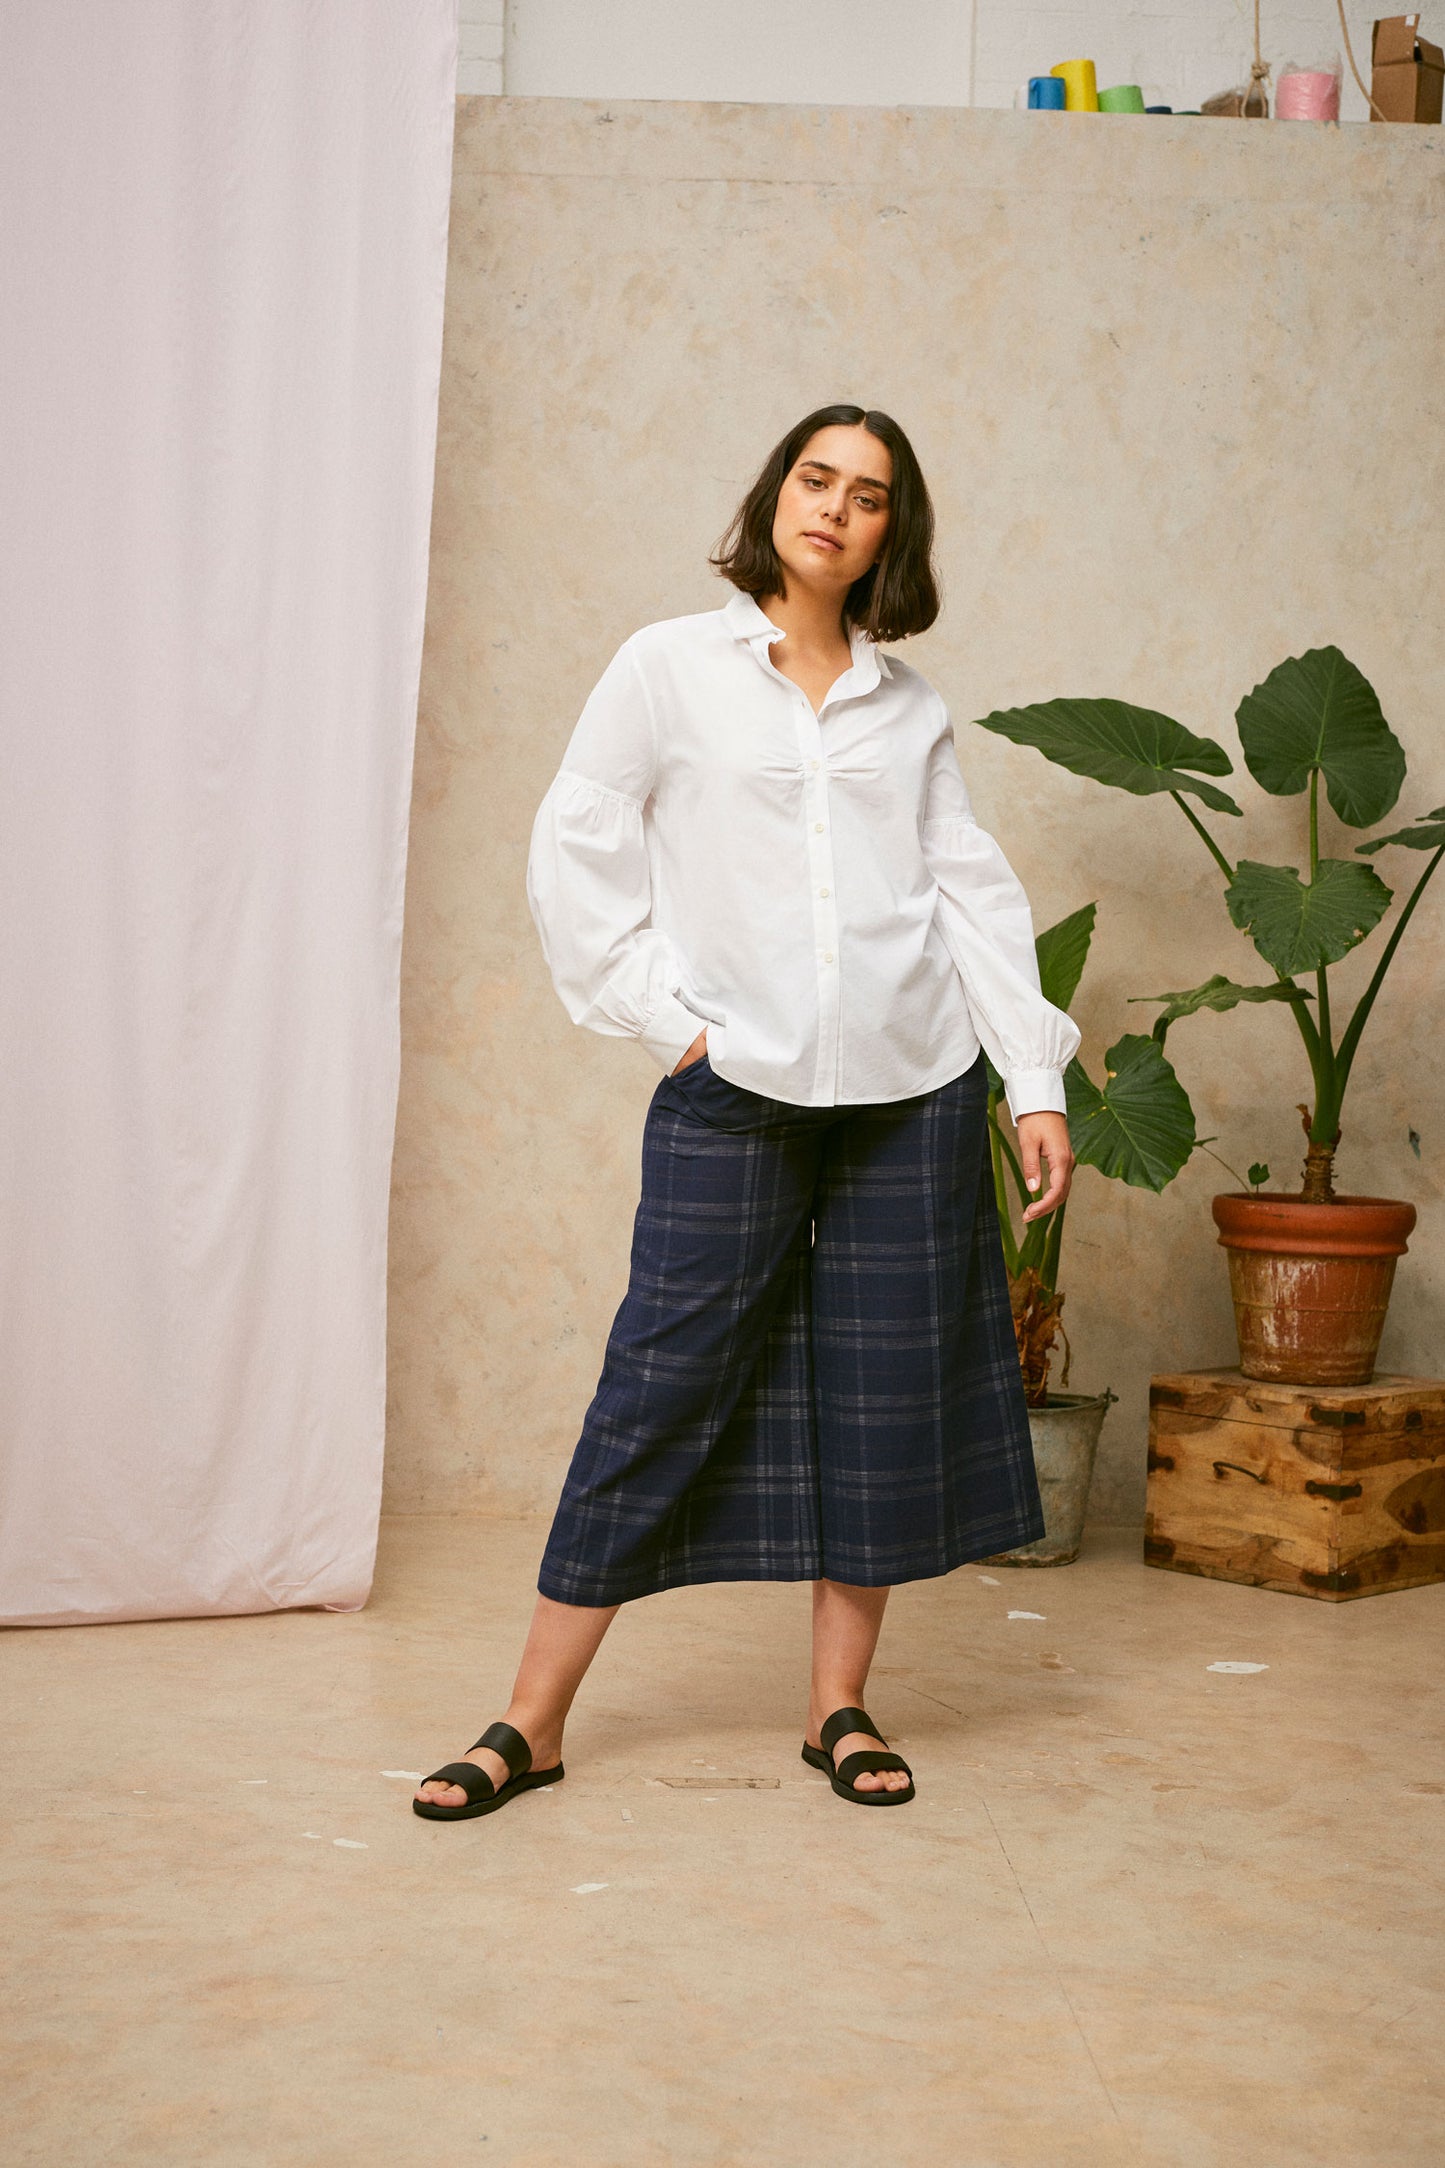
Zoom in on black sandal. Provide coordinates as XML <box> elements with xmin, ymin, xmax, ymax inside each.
<box><xmin>801</xmin><ymin>1705</ymin><xmax>915</xmax><ymax>1807</ymax></box>
<box><xmin>412</xmin><ymin>1720</ymin><xmax>564</xmax><ymax>1822</ymax></box>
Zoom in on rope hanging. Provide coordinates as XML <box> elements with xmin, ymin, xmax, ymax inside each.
<box><xmin>1248</xmin><ymin>2</ymin><xmax>1392</xmax><ymax>123</ymax></box>
<box><xmin>1334</xmin><ymin>0</ymin><xmax>1390</xmax><ymax>121</ymax></box>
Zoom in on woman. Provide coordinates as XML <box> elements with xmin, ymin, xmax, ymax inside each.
<box><xmin>415</xmin><ymin>403</ymin><xmax>1079</xmax><ymax>1820</ymax></box>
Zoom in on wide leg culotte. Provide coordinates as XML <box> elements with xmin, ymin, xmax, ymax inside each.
<box><xmin>537</xmin><ymin>1050</ymin><xmax>1044</xmax><ymax>1605</ymax></box>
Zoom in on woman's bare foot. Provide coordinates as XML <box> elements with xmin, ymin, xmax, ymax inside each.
<box><xmin>414</xmin><ymin>1710</ymin><xmax>565</xmax><ymax>1809</ymax></box>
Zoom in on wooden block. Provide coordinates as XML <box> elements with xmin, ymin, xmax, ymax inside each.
<box><xmin>1145</xmin><ymin>1368</ymin><xmax>1445</xmax><ymax>1601</ymax></box>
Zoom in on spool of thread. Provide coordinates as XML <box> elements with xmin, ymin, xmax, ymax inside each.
<box><xmin>1028</xmin><ymin>76</ymin><xmax>1067</xmax><ymax>109</ymax></box>
<box><xmin>1098</xmin><ymin>84</ymin><xmax>1146</xmax><ymax>113</ymax></box>
<box><xmin>1276</xmin><ymin>69</ymin><xmax>1339</xmax><ymax>120</ymax></box>
<box><xmin>1050</xmin><ymin>59</ymin><xmax>1100</xmax><ymax>112</ymax></box>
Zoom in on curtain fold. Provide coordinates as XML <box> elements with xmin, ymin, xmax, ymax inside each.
<box><xmin>0</xmin><ymin>2</ymin><xmax>458</xmax><ymax>1623</ymax></box>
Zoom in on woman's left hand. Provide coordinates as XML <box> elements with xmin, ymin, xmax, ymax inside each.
<box><xmin>1016</xmin><ymin>1112</ymin><xmax>1074</xmax><ymax>1223</ymax></box>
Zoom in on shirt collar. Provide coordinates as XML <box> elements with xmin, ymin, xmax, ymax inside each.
<box><xmin>721</xmin><ymin>588</ymin><xmax>893</xmax><ymax>688</ymax></box>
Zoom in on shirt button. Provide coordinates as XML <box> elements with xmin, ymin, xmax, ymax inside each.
<box><xmin>819</xmin><ymin>887</ymin><xmax>830</xmax><ymax>898</ymax></box>
<box><xmin>811</xmin><ymin>759</ymin><xmax>821</xmax><ymax>771</ymax></box>
<box><xmin>824</xmin><ymin>952</ymin><xmax>835</xmax><ymax>964</ymax></box>
<box><xmin>814</xmin><ymin>821</ymin><xmax>825</xmax><ymax>833</ymax></box>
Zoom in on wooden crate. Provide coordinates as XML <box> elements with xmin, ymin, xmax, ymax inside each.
<box><xmin>1145</xmin><ymin>1368</ymin><xmax>1445</xmax><ymax>1601</ymax></box>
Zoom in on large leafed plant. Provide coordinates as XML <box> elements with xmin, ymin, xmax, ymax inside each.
<box><xmin>988</xmin><ymin>901</ymin><xmax>1195</xmax><ymax>1404</ymax></box>
<box><xmin>976</xmin><ymin>648</ymin><xmax>1443</xmax><ymax>1203</ymax></box>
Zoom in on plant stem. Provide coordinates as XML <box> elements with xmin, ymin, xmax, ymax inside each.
<box><xmin>1196</xmin><ymin>1141</ymin><xmax>1257</xmax><ymax>1192</ymax></box>
<box><xmin>1041</xmin><ymin>1195</ymin><xmax>1067</xmax><ymax>1291</ymax></box>
<box><xmin>987</xmin><ymin>1103</ymin><xmax>1021</xmax><ymax>1279</ymax></box>
<box><xmin>1168</xmin><ymin>787</ymin><xmax>1323</xmax><ymax>1071</ymax></box>
<box><xmin>1335</xmin><ymin>841</ymin><xmax>1445</xmax><ymax>1096</ymax></box>
<box><xmin>1169</xmin><ymin>790</ymin><xmax>1236</xmax><ymax>881</ymax></box>
<box><xmin>994</xmin><ymin>1114</ymin><xmax>1031</xmax><ymax>1209</ymax></box>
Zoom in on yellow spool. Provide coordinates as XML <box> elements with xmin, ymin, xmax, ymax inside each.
<box><xmin>1050</xmin><ymin>58</ymin><xmax>1100</xmax><ymax>111</ymax></box>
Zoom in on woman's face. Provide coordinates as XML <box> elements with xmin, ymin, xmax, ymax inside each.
<box><xmin>770</xmin><ymin>424</ymin><xmax>893</xmax><ymax>603</ymax></box>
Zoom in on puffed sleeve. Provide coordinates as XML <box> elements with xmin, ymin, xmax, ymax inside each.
<box><xmin>526</xmin><ymin>637</ymin><xmax>706</xmax><ymax>1074</ymax></box>
<box><xmin>920</xmin><ymin>701</ymin><xmax>1081</xmax><ymax>1122</ymax></box>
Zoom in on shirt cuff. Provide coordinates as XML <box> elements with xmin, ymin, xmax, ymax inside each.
<box><xmin>639</xmin><ymin>993</ymin><xmax>708</xmax><ymax>1075</ymax></box>
<box><xmin>1004</xmin><ymin>1067</ymin><xmax>1068</xmax><ymax>1121</ymax></box>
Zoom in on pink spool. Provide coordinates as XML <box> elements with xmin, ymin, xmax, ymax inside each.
<box><xmin>1276</xmin><ymin>68</ymin><xmax>1340</xmax><ymax>120</ymax></box>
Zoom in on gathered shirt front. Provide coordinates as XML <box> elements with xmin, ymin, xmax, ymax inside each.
<box><xmin>525</xmin><ymin>589</ymin><xmax>1080</xmax><ymax>1119</ymax></box>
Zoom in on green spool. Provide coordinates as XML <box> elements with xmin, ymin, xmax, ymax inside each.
<box><xmin>1098</xmin><ymin>83</ymin><xmax>1146</xmax><ymax>113</ymax></box>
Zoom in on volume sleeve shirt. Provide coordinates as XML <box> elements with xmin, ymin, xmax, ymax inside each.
<box><xmin>525</xmin><ymin>589</ymin><xmax>1080</xmax><ymax>1119</ymax></box>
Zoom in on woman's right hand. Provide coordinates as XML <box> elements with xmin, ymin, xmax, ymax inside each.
<box><xmin>671</xmin><ymin>1030</ymin><xmax>708</xmax><ymax>1076</ymax></box>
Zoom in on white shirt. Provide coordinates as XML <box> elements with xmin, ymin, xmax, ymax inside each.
<box><xmin>526</xmin><ymin>589</ymin><xmax>1080</xmax><ymax>1119</ymax></box>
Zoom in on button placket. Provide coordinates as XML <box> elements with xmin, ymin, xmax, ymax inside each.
<box><xmin>788</xmin><ymin>687</ymin><xmax>841</xmax><ymax>1103</ymax></box>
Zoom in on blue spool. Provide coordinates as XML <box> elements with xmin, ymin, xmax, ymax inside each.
<box><xmin>1028</xmin><ymin>76</ymin><xmax>1067</xmax><ymax>109</ymax></box>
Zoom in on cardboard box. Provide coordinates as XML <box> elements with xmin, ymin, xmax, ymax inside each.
<box><xmin>1371</xmin><ymin>14</ymin><xmax>1445</xmax><ymax>121</ymax></box>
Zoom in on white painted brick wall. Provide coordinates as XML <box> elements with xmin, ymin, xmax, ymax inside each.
<box><xmin>457</xmin><ymin>0</ymin><xmax>504</xmax><ymax>96</ymax></box>
<box><xmin>467</xmin><ymin>2</ymin><xmax>1405</xmax><ymax>123</ymax></box>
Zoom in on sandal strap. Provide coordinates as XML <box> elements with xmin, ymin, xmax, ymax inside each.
<box><xmin>834</xmin><ymin>1748</ymin><xmax>913</xmax><ymax>1791</ymax></box>
<box><xmin>422</xmin><ymin>1760</ymin><xmax>497</xmax><ymax>1804</ymax></box>
<box><xmin>819</xmin><ymin>1706</ymin><xmax>886</xmax><ymax>1756</ymax></box>
<box><xmin>469</xmin><ymin>1720</ymin><xmax>531</xmax><ymax>1780</ymax></box>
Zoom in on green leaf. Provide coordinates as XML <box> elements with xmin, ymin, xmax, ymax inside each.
<box><xmin>1248</xmin><ymin>1163</ymin><xmax>1270</xmax><ymax>1188</ymax></box>
<box><xmin>1064</xmin><ymin>1034</ymin><xmax>1196</xmax><ymax>1192</ymax></box>
<box><xmin>1358</xmin><ymin>806</ymin><xmax>1445</xmax><ymax>855</ymax></box>
<box><xmin>1128</xmin><ymin>973</ymin><xmax>1313</xmax><ymax>1044</ymax></box>
<box><xmin>1224</xmin><ymin>858</ymin><xmax>1392</xmax><ymax>975</ymax></box>
<box><xmin>1035</xmin><ymin>902</ymin><xmax>1096</xmax><ymax>1011</ymax></box>
<box><xmin>1235</xmin><ymin>647</ymin><xmax>1405</xmax><ymax>827</ymax></box>
<box><xmin>972</xmin><ymin>698</ymin><xmax>1242</xmax><ymax>817</ymax></box>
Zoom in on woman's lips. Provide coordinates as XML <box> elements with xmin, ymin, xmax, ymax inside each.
<box><xmin>803</xmin><ymin>531</ymin><xmax>843</xmax><ymax>551</ymax></box>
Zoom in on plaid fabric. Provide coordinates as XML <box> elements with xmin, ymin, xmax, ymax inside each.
<box><xmin>537</xmin><ymin>1050</ymin><xmax>1044</xmax><ymax>1605</ymax></box>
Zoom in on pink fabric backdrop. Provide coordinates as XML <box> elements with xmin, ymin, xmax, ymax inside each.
<box><xmin>0</xmin><ymin>3</ymin><xmax>457</xmax><ymax>1623</ymax></box>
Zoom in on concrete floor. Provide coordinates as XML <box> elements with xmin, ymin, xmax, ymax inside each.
<box><xmin>4</xmin><ymin>1518</ymin><xmax>1441</xmax><ymax>2168</ymax></box>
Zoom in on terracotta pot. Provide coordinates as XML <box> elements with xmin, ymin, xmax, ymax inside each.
<box><xmin>1211</xmin><ymin>1192</ymin><xmax>1417</xmax><ymax>1386</ymax></box>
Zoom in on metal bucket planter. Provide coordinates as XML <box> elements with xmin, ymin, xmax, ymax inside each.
<box><xmin>985</xmin><ymin>1389</ymin><xmax>1116</xmax><ymax>1567</ymax></box>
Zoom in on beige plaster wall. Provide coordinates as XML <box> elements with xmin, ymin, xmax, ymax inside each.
<box><xmin>387</xmin><ymin>95</ymin><xmax>1445</xmax><ymax>1526</ymax></box>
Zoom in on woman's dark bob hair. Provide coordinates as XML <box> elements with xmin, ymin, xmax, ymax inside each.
<box><xmin>710</xmin><ymin>403</ymin><xmax>939</xmax><ymax>644</ymax></box>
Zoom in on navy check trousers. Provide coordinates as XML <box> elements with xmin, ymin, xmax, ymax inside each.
<box><xmin>537</xmin><ymin>1049</ymin><xmax>1044</xmax><ymax>1605</ymax></box>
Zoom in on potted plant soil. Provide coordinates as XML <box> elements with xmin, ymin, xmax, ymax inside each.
<box><xmin>974</xmin><ymin>647</ymin><xmax>1442</xmax><ymax>1385</ymax></box>
<box><xmin>984</xmin><ymin>902</ymin><xmax>1195</xmax><ymax>1564</ymax></box>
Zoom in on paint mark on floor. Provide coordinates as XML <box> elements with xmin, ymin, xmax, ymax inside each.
<box><xmin>239</xmin><ymin>1778</ymin><xmax>268</xmax><ymax>1785</ymax></box>
<box><xmin>571</xmin><ymin>1882</ymin><xmax>608</xmax><ymax>1894</ymax></box>
<box><xmin>303</xmin><ymin>1832</ymin><xmax>325</xmax><ymax>1840</ymax></box>
<box><xmin>978</xmin><ymin>1575</ymin><xmax>1001</xmax><ymax>1586</ymax></box>
<box><xmin>620</xmin><ymin>1808</ymin><xmax>634</xmax><ymax>1823</ymax></box>
<box><xmin>1008</xmin><ymin>1610</ymin><xmax>1046</xmax><ymax>1620</ymax></box>
<box><xmin>333</xmin><ymin>1837</ymin><xmax>368</xmax><ymax>1849</ymax></box>
<box><xmin>1207</xmin><ymin>1661</ymin><xmax>1268</xmax><ymax>1674</ymax></box>
<box><xmin>657</xmin><ymin>1776</ymin><xmax>780</xmax><ymax>1789</ymax></box>
<box><xmin>382</xmin><ymin>1770</ymin><xmax>424</xmax><ymax>1782</ymax></box>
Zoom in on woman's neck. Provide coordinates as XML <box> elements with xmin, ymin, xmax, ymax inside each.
<box><xmin>757</xmin><ymin>583</ymin><xmax>851</xmax><ymax>658</ymax></box>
